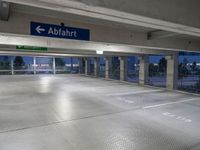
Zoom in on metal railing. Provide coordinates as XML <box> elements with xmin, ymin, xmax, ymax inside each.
<box><xmin>127</xmin><ymin>72</ymin><xmax>139</xmax><ymax>83</ymax></box>
<box><xmin>109</xmin><ymin>66</ymin><xmax>120</xmax><ymax>80</ymax></box>
<box><xmin>148</xmin><ymin>76</ymin><xmax>167</xmax><ymax>87</ymax></box>
<box><xmin>178</xmin><ymin>75</ymin><xmax>200</xmax><ymax>93</ymax></box>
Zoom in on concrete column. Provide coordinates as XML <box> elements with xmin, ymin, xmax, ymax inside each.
<box><xmin>84</xmin><ymin>58</ymin><xmax>90</xmax><ymax>75</ymax></box>
<box><xmin>166</xmin><ymin>53</ymin><xmax>178</xmax><ymax>90</ymax></box>
<box><xmin>53</xmin><ymin>57</ymin><xmax>56</xmax><ymax>74</ymax></box>
<box><xmin>94</xmin><ymin>57</ymin><xmax>100</xmax><ymax>77</ymax></box>
<box><xmin>139</xmin><ymin>55</ymin><xmax>149</xmax><ymax>85</ymax></box>
<box><xmin>33</xmin><ymin>57</ymin><xmax>36</xmax><ymax>75</ymax></box>
<box><xmin>78</xmin><ymin>58</ymin><xmax>84</xmax><ymax>74</ymax></box>
<box><xmin>119</xmin><ymin>56</ymin><xmax>128</xmax><ymax>81</ymax></box>
<box><xmin>105</xmin><ymin>57</ymin><xmax>112</xmax><ymax>79</ymax></box>
<box><xmin>11</xmin><ymin>58</ymin><xmax>14</xmax><ymax>75</ymax></box>
<box><xmin>70</xmin><ymin>57</ymin><xmax>73</xmax><ymax>73</ymax></box>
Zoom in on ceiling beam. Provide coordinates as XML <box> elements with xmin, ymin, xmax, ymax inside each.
<box><xmin>0</xmin><ymin>33</ymin><xmax>174</xmax><ymax>55</ymax></box>
<box><xmin>4</xmin><ymin>0</ymin><xmax>200</xmax><ymax>37</ymax></box>
<box><xmin>147</xmin><ymin>30</ymin><xmax>179</xmax><ymax>40</ymax></box>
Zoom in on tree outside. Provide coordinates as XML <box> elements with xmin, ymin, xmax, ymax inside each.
<box><xmin>14</xmin><ymin>56</ymin><xmax>24</xmax><ymax>69</ymax></box>
<box><xmin>149</xmin><ymin>57</ymin><xmax>166</xmax><ymax>77</ymax></box>
<box><xmin>178</xmin><ymin>58</ymin><xmax>189</xmax><ymax>79</ymax></box>
<box><xmin>158</xmin><ymin>57</ymin><xmax>167</xmax><ymax>73</ymax></box>
<box><xmin>55</xmin><ymin>58</ymin><xmax>65</xmax><ymax>67</ymax></box>
<box><xmin>149</xmin><ymin>63</ymin><xmax>158</xmax><ymax>77</ymax></box>
<box><xmin>190</xmin><ymin>61</ymin><xmax>197</xmax><ymax>73</ymax></box>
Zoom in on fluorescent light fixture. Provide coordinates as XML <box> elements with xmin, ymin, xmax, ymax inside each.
<box><xmin>96</xmin><ymin>50</ymin><xmax>103</xmax><ymax>55</ymax></box>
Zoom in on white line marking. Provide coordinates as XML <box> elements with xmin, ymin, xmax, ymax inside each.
<box><xmin>124</xmin><ymin>100</ymin><xmax>134</xmax><ymax>104</ymax></box>
<box><xmin>143</xmin><ymin>98</ymin><xmax>199</xmax><ymax>109</ymax></box>
<box><xmin>162</xmin><ymin>112</ymin><xmax>192</xmax><ymax>123</ymax></box>
<box><xmin>107</xmin><ymin>89</ymin><xmax>163</xmax><ymax>96</ymax></box>
<box><xmin>118</xmin><ymin>97</ymin><xmax>134</xmax><ymax>104</ymax></box>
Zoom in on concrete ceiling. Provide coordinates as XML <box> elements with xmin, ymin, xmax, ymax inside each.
<box><xmin>0</xmin><ymin>0</ymin><xmax>200</xmax><ymax>56</ymax></box>
<box><xmin>10</xmin><ymin>3</ymin><xmax>153</xmax><ymax>33</ymax></box>
<box><xmin>73</xmin><ymin>0</ymin><xmax>200</xmax><ymax>28</ymax></box>
<box><xmin>4</xmin><ymin>0</ymin><xmax>200</xmax><ymax>38</ymax></box>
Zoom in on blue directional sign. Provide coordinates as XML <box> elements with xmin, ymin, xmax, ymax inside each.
<box><xmin>30</xmin><ymin>22</ymin><xmax>90</xmax><ymax>41</ymax></box>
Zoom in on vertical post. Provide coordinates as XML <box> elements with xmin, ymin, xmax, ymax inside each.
<box><xmin>84</xmin><ymin>58</ymin><xmax>90</xmax><ymax>75</ymax></box>
<box><xmin>11</xmin><ymin>58</ymin><xmax>14</xmax><ymax>75</ymax></box>
<box><xmin>33</xmin><ymin>56</ymin><xmax>36</xmax><ymax>75</ymax></box>
<box><xmin>70</xmin><ymin>57</ymin><xmax>73</xmax><ymax>73</ymax></box>
<box><xmin>105</xmin><ymin>57</ymin><xmax>111</xmax><ymax>79</ymax></box>
<box><xmin>78</xmin><ymin>58</ymin><xmax>83</xmax><ymax>74</ymax></box>
<box><xmin>53</xmin><ymin>57</ymin><xmax>56</xmax><ymax>74</ymax></box>
<box><xmin>119</xmin><ymin>56</ymin><xmax>128</xmax><ymax>81</ymax></box>
<box><xmin>94</xmin><ymin>57</ymin><xmax>100</xmax><ymax>77</ymax></box>
<box><xmin>166</xmin><ymin>52</ymin><xmax>178</xmax><ymax>90</ymax></box>
<box><xmin>139</xmin><ymin>55</ymin><xmax>149</xmax><ymax>85</ymax></box>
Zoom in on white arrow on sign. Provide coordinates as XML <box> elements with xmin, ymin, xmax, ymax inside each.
<box><xmin>36</xmin><ymin>26</ymin><xmax>45</xmax><ymax>34</ymax></box>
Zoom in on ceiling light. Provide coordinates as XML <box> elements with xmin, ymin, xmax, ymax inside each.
<box><xmin>96</xmin><ymin>50</ymin><xmax>103</xmax><ymax>55</ymax></box>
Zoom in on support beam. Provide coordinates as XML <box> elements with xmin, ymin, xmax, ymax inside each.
<box><xmin>11</xmin><ymin>57</ymin><xmax>14</xmax><ymax>75</ymax></box>
<box><xmin>139</xmin><ymin>55</ymin><xmax>149</xmax><ymax>85</ymax></box>
<box><xmin>166</xmin><ymin>53</ymin><xmax>178</xmax><ymax>90</ymax></box>
<box><xmin>0</xmin><ymin>33</ymin><xmax>194</xmax><ymax>55</ymax></box>
<box><xmin>84</xmin><ymin>58</ymin><xmax>90</xmax><ymax>75</ymax></box>
<box><xmin>0</xmin><ymin>1</ymin><xmax>10</xmax><ymax>21</ymax></box>
<box><xmin>70</xmin><ymin>57</ymin><xmax>73</xmax><ymax>73</ymax></box>
<box><xmin>94</xmin><ymin>57</ymin><xmax>100</xmax><ymax>77</ymax></box>
<box><xmin>119</xmin><ymin>56</ymin><xmax>128</xmax><ymax>81</ymax></box>
<box><xmin>33</xmin><ymin>56</ymin><xmax>36</xmax><ymax>74</ymax></box>
<box><xmin>148</xmin><ymin>30</ymin><xmax>179</xmax><ymax>40</ymax></box>
<box><xmin>4</xmin><ymin>0</ymin><xmax>200</xmax><ymax>37</ymax></box>
<box><xmin>78</xmin><ymin>58</ymin><xmax>84</xmax><ymax>74</ymax></box>
<box><xmin>53</xmin><ymin>57</ymin><xmax>56</xmax><ymax>74</ymax></box>
<box><xmin>105</xmin><ymin>57</ymin><xmax>112</xmax><ymax>79</ymax></box>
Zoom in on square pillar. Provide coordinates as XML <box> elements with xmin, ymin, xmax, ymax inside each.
<box><xmin>53</xmin><ymin>57</ymin><xmax>56</xmax><ymax>74</ymax></box>
<box><xmin>139</xmin><ymin>55</ymin><xmax>149</xmax><ymax>85</ymax></box>
<box><xmin>78</xmin><ymin>58</ymin><xmax>84</xmax><ymax>74</ymax></box>
<box><xmin>84</xmin><ymin>58</ymin><xmax>90</xmax><ymax>75</ymax></box>
<box><xmin>105</xmin><ymin>57</ymin><xmax>112</xmax><ymax>79</ymax></box>
<box><xmin>11</xmin><ymin>58</ymin><xmax>14</xmax><ymax>75</ymax></box>
<box><xmin>94</xmin><ymin>57</ymin><xmax>100</xmax><ymax>77</ymax></box>
<box><xmin>33</xmin><ymin>57</ymin><xmax>36</xmax><ymax>75</ymax></box>
<box><xmin>166</xmin><ymin>53</ymin><xmax>178</xmax><ymax>90</ymax></box>
<box><xmin>119</xmin><ymin>56</ymin><xmax>128</xmax><ymax>81</ymax></box>
<box><xmin>70</xmin><ymin>57</ymin><xmax>73</xmax><ymax>73</ymax></box>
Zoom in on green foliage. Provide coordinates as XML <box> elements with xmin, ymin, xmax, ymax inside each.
<box><xmin>149</xmin><ymin>63</ymin><xmax>159</xmax><ymax>77</ymax></box>
<box><xmin>55</xmin><ymin>58</ymin><xmax>65</xmax><ymax>66</ymax></box>
<box><xmin>190</xmin><ymin>61</ymin><xmax>197</xmax><ymax>71</ymax></box>
<box><xmin>149</xmin><ymin>57</ymin><xmax>166</xmax><ymax>77</ymax></box>
<box><xmin>178</xmin><ymin>58</ymin><xmax>189</xmax><ymax>79</ymax></box>
<box><xmin>14</xmin><ymin>56</ymin><xmax>24</xmax><ymax>67</ymax></box>
<box><xmin>158</xmin><ymin>57</ymin><xmax>167</xmax><ymax>73</ymax></box>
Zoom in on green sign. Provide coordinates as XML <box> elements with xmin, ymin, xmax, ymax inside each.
<box><xmin>16</xmin><ymin>45</ymin><xmax>48</xmax><ymax>51</ymax></box>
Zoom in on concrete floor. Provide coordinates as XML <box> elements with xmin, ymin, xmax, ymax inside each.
<box><xmin>0</xmin><ymin>74</ymin><xmax>200</xmax><ymax>150</ymax></box>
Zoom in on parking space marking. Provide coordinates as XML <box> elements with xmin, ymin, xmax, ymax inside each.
<box><xmin>118</xmin><ymin>97</ymin><xmax>134</xmax><ymax>104</ymax></box>
<box><xmin>143</xmin><ymin>98</ymin><xmax>199</xmax><ymax>109</ymax></box>
<box><xmin>107</xmin><ymin>89</ymin><xmax>163</xmax><ymax>96</ymax></box>
<box><xmin>162</xmin><ymin>112</ymin><xmax>192</xmax><ymax>123</ymax></box>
